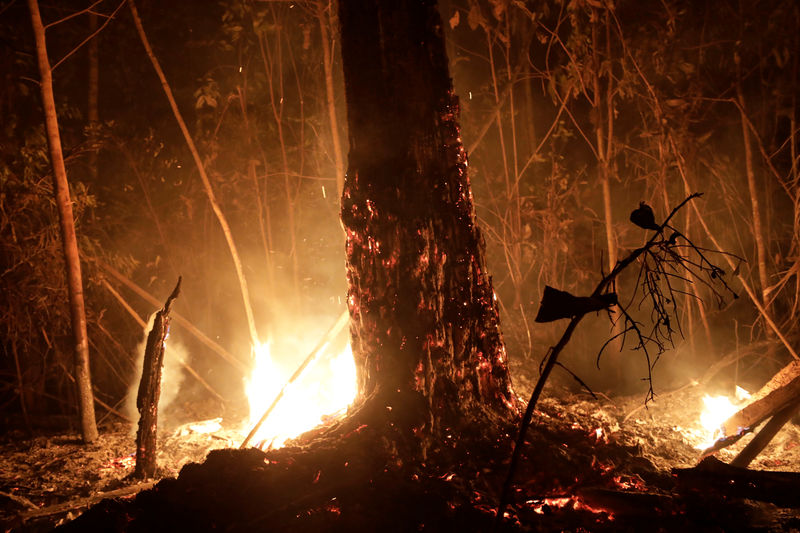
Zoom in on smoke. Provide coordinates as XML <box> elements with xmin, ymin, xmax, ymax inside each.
<box><xmin>124</xmin><ymin>312</ymin><xmax>187</xmax><ymax>429</ymax></box>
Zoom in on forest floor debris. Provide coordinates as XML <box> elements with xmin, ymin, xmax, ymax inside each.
<box><xmin>2</xmin><ymin>384</ymin><xmax>800</xmax><ymax>531</ymax></box>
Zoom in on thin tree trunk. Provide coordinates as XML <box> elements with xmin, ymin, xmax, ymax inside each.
<box><xmin>12</xmin><ymin>343</ymin><xmax>32</xmax><ymax>434</ymax></box>
<box><xmin>28</xmin><ymin>0</ymin><xmax>98</xmax><ymax>443</ymax></box>
<box><xmin>318</xmin><ymin>0</ymin><xmax>345</xmax><ymax>198</ymax></box>
<box><xmin>235</xmin><ymin>84</ymin><xmax>276</xmax><ymax>292</ymax></box>
<box><xmin>791</xmin><ymin>109</ymin><xmax>800</xmax><ymax>318</ymax></box>
<box><xmin>597</xmin><ymin>10</ymin><xmax>617</xmax><ymax>276</ymax></box>
<box><xmin>593</xmin><ymin>8</ymin><xmax>622</xmax><ymax>372</ymax></box>
<box><xmin>736</xmin><ymin>55</ymin><xmax>770</xmax><ymax>316</ymax></box>
<box><xmin>128</xmin><ymin>0</ymin><xmax>260</xmax><ymax>349</ymax></box>
<box><xmin>258</xmin><ymin>21</ymin><xmax>300</xmax><ymax>298</ymax></box>
<box><xmin>485</xmin><ymin>32</ymin><xmax>522</xmax><ymax>305</ymax></box>
<box><xmin>88</xmin><ymin>12</ymin><xmax>98</xmax><ymax>182</ymax></box>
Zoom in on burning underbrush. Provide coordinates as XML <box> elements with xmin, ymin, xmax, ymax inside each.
<box><xmin>3</xmin><ymin>378</ymin><xmax>800</xmax><ymax>532</ymax></box>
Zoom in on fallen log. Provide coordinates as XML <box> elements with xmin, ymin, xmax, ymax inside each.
<box><xmin>134</xmin><ymin>277</ymin><xmax>181</xmax><ymax>480</ymax></box>
<box><xmin>720</xmin><ymin>361</ymin><xmax>800</xmax><ymax>438</ymax></box>
<box><xmin>747</xmin><ymin>360</ymin><xmax>800</xmax><ymax>405</ymax></box>
<box><xmin>700</xmin><ymin>360</ymin><xmax>800</xmax><ymax>458</ymax></box>
<box><xmin>674</xmin><ymin>455</ymin><xmax>800</xmax><ymax>508</ymax></box>
<box><xmin>730</xmin><ymin>398</ymin><xmax>800</xmax><ymax>468</ymax></box>
<box><xmin>20</xmin><ymin>482</ymin><xmax>155</xmax><ymax>520</ymax></box>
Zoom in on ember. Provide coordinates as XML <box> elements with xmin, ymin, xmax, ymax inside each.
<box><xmin>526</xmin><ymin>496</ymin><xmax>615</xmax><ymax>520</ymax></box>
<box><xmin>98</xmin><ymin>454</ymin><xmax>135</xmax><ymax>474</ymax></box>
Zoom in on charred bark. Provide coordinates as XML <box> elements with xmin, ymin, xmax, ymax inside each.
<box><xmin>338</xmin><ymin>0</ymin><xmax>516</xmax><ymax>449</ymax></box>
<box><xmin>134</xmin><ymin>278</ymin><xmax>181</xmax><ymax>480</ymax></box>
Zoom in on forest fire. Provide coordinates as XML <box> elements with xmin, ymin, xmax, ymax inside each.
<box><xmin>4</xmin><ymin>0</ymin><xmax>800</xmax><ymax>530</ymax></box>
<box><xmin>662</xmin><ymin>386</ymin><xmax>753</xmax><ymax>450</ymax></box>
<box><xmin>244</xmin><ymin>341</ymin><xmax>357</xmax><ymax>450</ymax></box>
<box><xmin>693</xmin><ymin>387</ymin><xmax>751</xmax><ymax>449</ymax></box>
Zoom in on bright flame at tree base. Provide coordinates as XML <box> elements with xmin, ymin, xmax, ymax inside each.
<box><xmin>695</xmin><ymin>386</ymin><xmax>751</xmax><ymax>449</ymax></box>
<box><xmin>244</xmin><ymin>341</ymin><xmax>357</xmax><ymax>450</ymax></box>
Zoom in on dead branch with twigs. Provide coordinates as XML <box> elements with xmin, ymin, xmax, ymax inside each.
<box><xmin>496</xmin><ymin>193</ymin><xmax>739</xmax><ymax>523</ymax></box>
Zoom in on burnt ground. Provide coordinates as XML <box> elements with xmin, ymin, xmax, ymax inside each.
<box><xmin>2</xmin><ymin>384</ymin><xmax>800</xmax><ymax>532</ymax></box>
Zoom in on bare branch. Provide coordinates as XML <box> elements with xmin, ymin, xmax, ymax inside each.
<box><xmin>51</xmin><ymin>0</ymin><xmax>126</xmax><ymax>72</ymax></box>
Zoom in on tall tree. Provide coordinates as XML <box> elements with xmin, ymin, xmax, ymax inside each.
<box><xmin>317</xmin><ymin>0</ymin><xmax>345</xmax><ymax>197</ymax></box>
<box><xmin>339</xmin><ymin>0</ymin><xmax>516</xmax><ymax>449</ymax></box>
<box><xmin>87</xmin><ymin>11</ymin><xmax>99</xmax><ymax>182</ymax></box>
<box><xmin>27</xmin><ymin>0</ymin><xmax>98</xmax><ymax>442</ymax></box>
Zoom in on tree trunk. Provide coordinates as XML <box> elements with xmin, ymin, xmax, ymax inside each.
<box><xmin>338</xmin><ymin>0</ymin><xmax>516</xmax><ymax>448</ymax></box>
<box><xmin>88</xmin><ymin>12</ymin><xmax>99</xmax><ymax>182</ymax></box>
<box><xmin>592</xmin><ymin>8</ymin><xmax>622</xmax><ymax>377</ymax></box>
<box><xmin>27</xmin><ymin>0</ymin><xmax>98</xmax><ymax>443</ymax></box>
<box><xmin>317</xmin><ymin>0</ymin><xmax>345</xmax><ymax>198</ymax></box>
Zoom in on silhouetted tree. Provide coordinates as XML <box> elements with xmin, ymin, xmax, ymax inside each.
<box><xmin>339</xmin><ymin>0</ymin><xmax>517</xmax><ymax>452</ymax></box>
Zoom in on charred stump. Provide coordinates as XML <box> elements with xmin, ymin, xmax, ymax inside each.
<box><xmin>339</xmin><ymin>0</ymin><xmax>516</xmax><ymax>453</ymax></box>
<box><xmin>134</xmin><ymin>277</ymin><xmax>181</xmax><ymax>480</ymax></box>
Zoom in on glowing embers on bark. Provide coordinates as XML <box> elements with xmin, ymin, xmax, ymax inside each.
<box><xmin>526</xmin><ymin>496</ymin><xmax>615</xmax><ymax>521</ymax></box>
<box><xmin>245</xmin><ymin>341</ymin><xmax>357</xmax><ymax>450</ymax></box>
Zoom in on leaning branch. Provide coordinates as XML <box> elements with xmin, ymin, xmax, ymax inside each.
<box><xmin>20</xmin><ymin>482</ymin><xmax>156</xmax><ymax>521</ymax></box>
<box><xmin>96</xmin><ymin>260</ymin><xmax>246</xmax><ymax>374</ymax></box>
<box><xmin>496</xmin><ymin>193</ymin><xmax>703</xmax><ymax>524</ymax></box>
<box><xmin>128</xmin><ymin>0</ymin><xmax>260</xmax><ymax>350</ymax></box>
<box><xmin>240</xmin><ymin>310</ymin><xmax>349</xmax><ymax>449</ymax></box>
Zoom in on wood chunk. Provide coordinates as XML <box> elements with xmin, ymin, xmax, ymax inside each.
<box><xmin>749</xmin><ymin>361</ymin><xmax>800</xmax><ymax>404</ymax></box>
<box><xmin>674</xmin><ymin>456</ymin><xmax>800</xmax><ymax>508</ymax></box>
<box><xmin>576</xmin><ymin>487</ymin><xmax>676</xmax><ymax>517</ymax></box>
<box><xmin>730</xmin><ymin>399</ymin><xmax>800</xmax><ymax>468</ymax></box>
<box><xmin>721</xmin><ymin>371</ymin><xmax>800</xmax><ymax>438</ymax></box>
<box><xmin>134</xmin><ymin>277</ymin><xmax>181</xmax><ymax>480</ymax></box>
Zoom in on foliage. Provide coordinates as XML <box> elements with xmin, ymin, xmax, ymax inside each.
<box><xmin>1</xmin><ymin>0</ymin><xmax>799</xmax><ymax>427</ymax></box>
<box><xmin>448</xmin><ymin>0</ymin><xmax>800</xmax><ymax>390</ymax></box>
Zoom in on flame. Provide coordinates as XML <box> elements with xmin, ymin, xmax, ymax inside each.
<box><xmin>695</xmin><ymin>386</ymin><xmax>751</xmax><ymax>449</ymax></box>
<box><xmin>244</xmin><ymin>341</ymin><xmax>357</xmax><ymax>450</ymax></box>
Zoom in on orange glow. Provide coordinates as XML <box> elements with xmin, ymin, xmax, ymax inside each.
<box><xmin>527</xmin><ymin>496</ymin><xmax>614</xmax><ymax>519</ymax></box>
<box><xmin>695</xmin><ymin>386</ymin><xmax>751</xmax><ymax>449</ymax></box>
<box><xmin>244</xmin><ymin>341</ymin><xmax>357</xmax><ymax>450</ymax></box>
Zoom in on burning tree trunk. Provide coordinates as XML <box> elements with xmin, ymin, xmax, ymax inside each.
<box><xmin>339</xmin><ymin>0</ymin><xmax>516</xmax><ymax>449</ymax></box>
